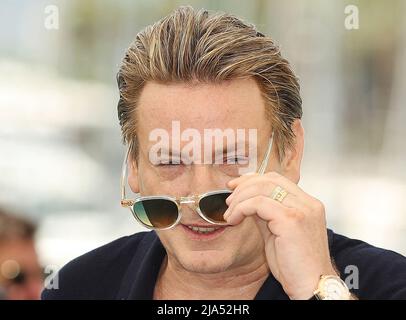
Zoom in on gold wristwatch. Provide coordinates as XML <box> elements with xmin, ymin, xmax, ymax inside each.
<box><xmin>310</xmin><ymin>275</ymin><xmax>351</xmax><ymax>300</ymax></box>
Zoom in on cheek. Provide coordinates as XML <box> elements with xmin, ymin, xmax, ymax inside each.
<box><xmin>232</xmin><ymin>218</ymin><xmax>264</xmax><ymax>247</ymax></box>
<box><xmin>128</xmin><ymin>171</ymin><xmax>139</xmax><ymax>193</ymax></box>
<box><xmin>136</xmin><ymin>160</ymin><xmax>177</xmax><ymax>192</ymax></box>
<box><xmin>139</xmin><ymin>169</ymin><xmax>188</xmax><ymax>196</ymax></box>
<box><xmin>156</xmin><ymin>228</ymin><xmax>186</xmax><ymax>257</ymax></box>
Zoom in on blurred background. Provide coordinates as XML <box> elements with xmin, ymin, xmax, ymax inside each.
<box><xmin>0</xmin><ymin>0</ymin><xmax>405</xmax><ymax>297</ymax></box>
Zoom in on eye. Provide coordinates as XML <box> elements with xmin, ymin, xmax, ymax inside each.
<box><xmin>224</xmin><ymin>156</ymin><xmax>249</xmax><ymax>164</ymax></box>
<box><xmin>157</xmin><ymin>159</ymin><xmax>182</xmax><ymax>166</ymax></box>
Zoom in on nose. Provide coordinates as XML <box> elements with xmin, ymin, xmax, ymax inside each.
<box><xmin>177</xmin><ymin>165</ymin><xmax>218</xmax><ymax>222</ymax></box>
<box><xmin>188</xmin><ymin>164</ymin><xmax>222</xmax><ymax>194</ymax></box>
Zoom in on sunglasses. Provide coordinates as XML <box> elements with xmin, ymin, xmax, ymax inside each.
<box><xmin>120</xmin><ymin>132</ymin><xmax>274</xmax><ymax>230</ymax></box>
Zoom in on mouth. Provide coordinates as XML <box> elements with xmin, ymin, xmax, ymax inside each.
<box><xmin>181</xmin><ymin>223</ymin><xmax>227</xmax><ymax>241</ymax></box>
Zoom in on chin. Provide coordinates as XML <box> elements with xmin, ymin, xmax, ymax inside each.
<box><xmin>176</xmin><ymin>249</ymin><xmax>235</xmax><ymax>274</ymax></box>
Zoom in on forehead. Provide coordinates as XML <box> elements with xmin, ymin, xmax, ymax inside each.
<box><xmin>137</xmin><ymin>78</ymin><xmax>269</xmax><ymax>138</ymax></box>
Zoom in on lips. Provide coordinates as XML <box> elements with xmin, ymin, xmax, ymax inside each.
<box><xmin>181</xmin><ymin>223</ymin><xmax>227</xmax><ymax>241</ymax></box>
<box><xmin>185</xmin><ymin>225</ymin><xmax>223</xmax><ymax>234</ymax></box>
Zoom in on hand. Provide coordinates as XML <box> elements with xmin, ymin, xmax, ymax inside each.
<box><xmin>223</xmin><ymin>172</ymin><xmax>338</xmax><ymax>300</ymax></box>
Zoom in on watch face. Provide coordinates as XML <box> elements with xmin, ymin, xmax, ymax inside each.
<box><xmin>320</xmin><ymin>276</ymin><xmax>350</xmax><ymax>300</ymax></box>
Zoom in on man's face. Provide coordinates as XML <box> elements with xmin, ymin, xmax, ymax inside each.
<box><xmin>129</xmin><ymin>78</ymin><xmax>280</xmax><ymax>273</ymax></box>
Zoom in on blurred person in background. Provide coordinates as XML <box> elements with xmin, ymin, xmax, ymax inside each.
<box><xmin>0</xmin><ymin>208</ymin><xmax>43</xmax><ymax>300</ymax></box>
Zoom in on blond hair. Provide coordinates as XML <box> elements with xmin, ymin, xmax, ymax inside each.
<box><xmin>117</xmin><ymin>6</ymin><xmax>302</xmax><ymax>160</ymax></box>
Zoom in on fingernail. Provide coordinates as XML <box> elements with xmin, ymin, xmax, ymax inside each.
<box><xmin>226</xmin><ymin>193</ymin><xmax>233</xmax><ymax>204</ymax></box>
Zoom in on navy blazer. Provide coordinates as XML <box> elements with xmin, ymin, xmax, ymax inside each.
<box><xmin>42</xmin><ymin>229</ymin><xmax>406</xmax><ymax>300</ymax></box>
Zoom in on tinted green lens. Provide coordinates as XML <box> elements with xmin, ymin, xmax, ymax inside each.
<box><xmin>132</xmin><ymin>198</ymin><xmax>179</xmax><ymax>228</ymax></box>
<box><xmin>199</xmin><ymin>191</ymin><xmax>231</xmax><ymax>223</ymax></box>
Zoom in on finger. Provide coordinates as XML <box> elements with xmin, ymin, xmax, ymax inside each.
<box><xmin>263</xmin><ymin>232</ymin><xmax>279</xmax><ymax>277</ymax></box>
<box><xmin>227</xmin><ymin>172</ymin><xmax>309</xmax><ymax>205</ymax></box>
<box><xmin>262</xmin><ymin>171</ymin><xmax>310</xmax><ymax>200</ymax></box>
<box><xmin>226</xmin><ymin>175</ymin><xmax>268</xmax><ymax>204</ymax></box>
<box><xmin>226</xmin><ymin>195</ymin><xmax>290</xmax><ymax>227</ymax></box>
<box><xmin>225</xmin><ymin>181</ymin><xmax>309</xmax><ymax>220</ymax></box>
<box><xmin>227</xmin><ymin>172</ymin><xmax>259</xmax><ymax>189</ymax></box>
<box><xmin>260</xmin><ymin>172</ymin><xmax>324</xmax><ymax>211</ymax></box>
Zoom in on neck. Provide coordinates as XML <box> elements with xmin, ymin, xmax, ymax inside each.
<box><xmin>153</xmin><ymin>254</ymin><xmax>269</xmax><ymax>300</ymax></box>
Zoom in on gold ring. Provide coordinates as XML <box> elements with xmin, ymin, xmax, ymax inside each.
<box><xmin>270</xmin><ymin>186</ymin><xmax>288</xmax><ymax>203</ymax></box>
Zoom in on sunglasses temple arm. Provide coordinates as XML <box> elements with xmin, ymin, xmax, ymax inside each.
<box><xmin>257</xmin><ymin>131</ymin><xmax>274</xmax><ymax>175</ymax></box>
<box><xmin>120</xmin><ymin>142</ymin><xmax>132</xmax><ymax>207</ymax></box>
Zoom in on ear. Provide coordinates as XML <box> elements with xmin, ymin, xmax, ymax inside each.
<box><xmin>280</xmin><ymin>119</ymin><xmax>304</xmax><ymax>183</ymax></box>
<box><xmin>128</xmin><ymin>153</ymin><xmax>140</xmax><ymax>194</ymax></box>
